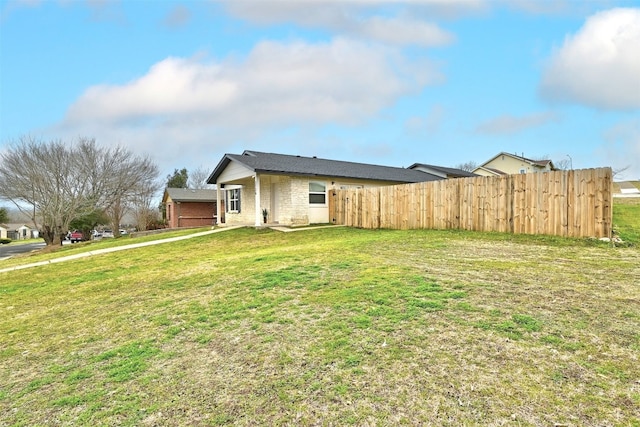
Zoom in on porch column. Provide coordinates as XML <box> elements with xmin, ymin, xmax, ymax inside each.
<box><xmin>254</xmin><ymin>174</ymin><xmax>261</xmax><ymax>227</ymax></box>
<box><xmin>216</xmin><ymin>184</ymin><xmax>222</xmax><ymax>225</ymax></box>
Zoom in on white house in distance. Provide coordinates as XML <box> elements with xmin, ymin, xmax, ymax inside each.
<box><xmin>206</xmin><ymin>150</ymin><xmax>450</xmax><ymax>227</ymax></box>
<box><xmin>473</xmin><ymin>152</ymin><xmax>556</xmax><ymax>177</ymax></box>
<box><xmin>1</xmin><ymin>223</ymin><xmax>38</xmax><ymax>240</ymax></box>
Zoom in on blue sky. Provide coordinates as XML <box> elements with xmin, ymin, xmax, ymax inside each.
<box><xmin>1</xmin><ymin>0</ymin><xmax>639</xmax><ymax>181</ymax></box>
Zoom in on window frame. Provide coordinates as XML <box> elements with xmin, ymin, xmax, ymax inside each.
<box><xmin>309</xmin><ymin>181</ymin><xmax>327</xmax><ymax>205</ymax></box>
<box><xmin>226</xmin><ymin>188</ymin><xmax>241</xmax><ymax>213</ymax></box>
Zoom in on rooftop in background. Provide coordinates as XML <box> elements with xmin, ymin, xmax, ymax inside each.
<box><xmin>408</xmin><ymin>163</ymin><xmax>477</xmax><ymax>179</ymax></box>
<box><xmin>162</xmin><ymin>188</ymin><xmax>217</xmax><ymax>203</ymax></box>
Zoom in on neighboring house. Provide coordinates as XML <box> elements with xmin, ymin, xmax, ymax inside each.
<box><xmin>206</xmin><ymin>150</ymin><xmax>444</xmax><ymax>227</ymax></box>
<box><xmin>3</xmin><ymin>223</ymin><xmax>36</xmax><ymax>240</ymax></box>
<box><xmin>473</xmin><ymin>152</ymin><xmax>556</xmax><ymax>177</ymax></box>
<box><xmin>408</xmin><ymin>163</ymin><xmax>478</xmax><ymax>178</ymax></box>
<box><xmin>162</xmin><ymin>188</ymin><xmax>221</xmax><ymax>229</ymax></box>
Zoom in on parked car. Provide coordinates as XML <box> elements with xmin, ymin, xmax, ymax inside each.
<box><xmin>69</xmin><ymin>230</ymin><xmax>83</xmax><ymax>243</ymax></box>
<box><xmin>102</xmin><ymin>229</ymin><xmax>114</xmax><ymax>238</ymax></box>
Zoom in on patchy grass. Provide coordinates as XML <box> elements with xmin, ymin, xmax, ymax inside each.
<box><xmin>613</xmin><ymin>197</ymin><xmax>640</xmax><ymax>245</ymax></box>
<box><xmin>1</xmin><ymin>215</ymin><xmax>639</xmax><ymax>425</ymax></box>
<box><xmin>0</xmin><ymin>205</ymin><xmax>640</xmax><ymax>426</ymax></box>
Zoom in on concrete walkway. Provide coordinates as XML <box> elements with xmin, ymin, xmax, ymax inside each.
<box><xmin>0</xmin><ymin>226</ymin><xmax>243</xmax><ymax>274</ymax></box>
<box><xmin>0</xmin><ymin>224</ymin><xmax>344</xmax><ymax>274</ymax></box>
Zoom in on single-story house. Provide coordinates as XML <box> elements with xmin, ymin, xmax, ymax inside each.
<box><xmin>473</xmin><ymin>152</ymin><xmax>556</xmax><ymax>177</ymax></box>
<box><xmin>408</xmin><ymin>163</ymin><xmax>477</xmax><ymax>178</ymax></box>
<box><xmin>206</xmin><ymin>150</ymin><xmax>445</xmax><ymax>227</ymax></box>
<box><xmin>162</xmin><ymin>188</ymin><xmax>221</xmax><ymax>228</ymax></box>
<box><xmin>2</xmin><ymin>223</ymin><xmax>38</xmax><ymax>240</ymax></box>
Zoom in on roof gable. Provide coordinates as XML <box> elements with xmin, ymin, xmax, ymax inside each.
<box><xmin>208</xmin><ymin>150</ymin><xmax>442</xmax><ymax>184</ymax></box>
<box><xmin>481</xmin><ymin>152</ymin><xmax>553</xmax><ymax>169</ymax></box>
<box><xmin>3</xmin><ymin>223</ymin><xmax>32</xmax><ymax>230</ymax></box>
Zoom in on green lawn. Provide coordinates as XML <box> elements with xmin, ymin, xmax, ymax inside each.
<box><xmin>614</xmin><ymin>197</ymin><xmax>640</xmax><ymax>245</ymax></box>
<box><xmin>1</xmin><ymin>206</ymin><xmax>639</xmax><ymax>426</ymax></box>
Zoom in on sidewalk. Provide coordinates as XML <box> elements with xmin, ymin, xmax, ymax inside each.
<box><xmin>0</xmin><ymin>224</ymin><xmax>344</xmax><ymax>274</ymax></box>
<box><xmin>0</xmin><ymin>226</ymin><xmax>242</xmax><ymax>274</ymax></box>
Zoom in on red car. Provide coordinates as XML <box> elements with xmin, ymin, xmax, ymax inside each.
<box><xmin>69</xmin><ymin>230</ymin><xmax>83</xmax><ymax>243</ymax></box>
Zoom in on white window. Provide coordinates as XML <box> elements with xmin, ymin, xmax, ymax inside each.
<box><xmin>309</xmin><ymin>181</ymin><xmax>326</xmax><ymax>205</ymax></box>
<box><xmin>226</xmin><ymin>188</ymin><xmax>241</xmax><ymax>212</ymax></box>
<box><xmin>520</xmin><ymin>168</ymin><xmax>526</xmax><ymax>174</ymax></box>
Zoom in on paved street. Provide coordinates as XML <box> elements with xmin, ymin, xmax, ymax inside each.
<box><xmin>0</xmin><ymin>242</ymin><xmax>46</xmax><ymax>260</ymax></box>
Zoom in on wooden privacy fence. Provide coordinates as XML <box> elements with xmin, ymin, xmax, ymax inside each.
<box><xmin>330</xmin><ymin>168</ymin><xmax>613</xmax><ymax>238</ymax></box>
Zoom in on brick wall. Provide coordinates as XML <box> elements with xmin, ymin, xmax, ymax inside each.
<box><xmin>168</xmin><ymin>201</ymin><xmax>218</xmax><ymax>228</ymax></box>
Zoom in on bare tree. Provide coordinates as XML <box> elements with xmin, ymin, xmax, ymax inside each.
<box><xmin>0</xmin><ymin>137</ymin><xmax>160</xmax><ymax>245</ymax></box>
<box><xmin>188</xmin><ymin>165</ymin><xmax>214</xmax><ymax>189</ymax></box>
<box><xmin>613</xmin><ymin>165</ymin><xmax>631</xmax><ymax>179</ymax></box>
<box><xmin>91</xmin><ymin>148</ymin><xmax>160</xmax><ymax>237</ymax></box>
<box><xmin>0</xmin><ymin>137</ymin><xmax>89</xmax><ymax>244</ymax></box>
<box><xmin>455</xmin><ymin>161</ymin><xmax>478</xmax><ymax>172</ymax></box>
<box><xmin>131</xmin><ymin>189</ymin><xmax>161</xmax><ymax>231</ymax></box>
<box><xmin>554</xmin><ymin>158</ymin><xmax>572</xmax><ymax>170</ymax></box>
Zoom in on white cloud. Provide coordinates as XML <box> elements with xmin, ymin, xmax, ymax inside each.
<box><xmin>475</xmin><ymin>111</ymin><xmax>561</xmax><ymax>135</ymax></box>
<box><xmin>64</xmin><ymin>38</ymin><xmax>439</xmax><ymax>128</ymax></box>
<box><xmin>58</xmin><ymin>38</ymin><xmax>442</xmax><ymax>173</ymax></box>
<box><xmin>65</xmin><ymin>58</ymin><xmax>238</xmax><ymax>124</ymax></box>
<box><xmin>223</xmin><ymin>0</ymin><xmax>468</xmax><ymax>47</ymax></box>
<box><xmin>359</xmin><ymin>16</ymin><xmax>453</xmax><ymax>46</ymax></box>
<box><xmin>540</xmin><ymin>8</ymin><xmax>640</xmax><ymax>110</ymax></box>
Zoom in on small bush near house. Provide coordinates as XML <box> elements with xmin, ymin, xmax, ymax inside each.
<box><xmin>0</xmin><ymin>238</ymin><xmax>12</xmax><ymax>244</ymax></box>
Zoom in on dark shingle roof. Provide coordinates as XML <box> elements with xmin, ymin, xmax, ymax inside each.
<box><xmin>208</xmin><ymin>150</ymin><xmax>442</xmax><ymax>184</ymax></box>
<box><xmin>408</xmin><ymin>163</ymin><xmax>477</xmax><ymax>178</ymax></box>
<box><xmin>164</xmin><ymin>188</ymin><xmax>217</xmax><ymax>203</ymax></box>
